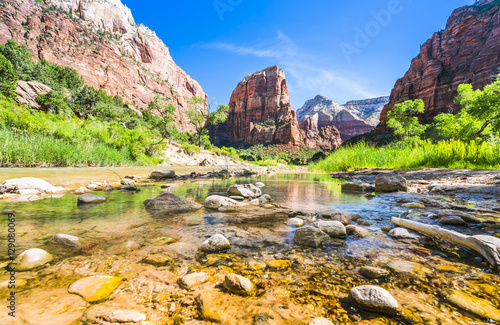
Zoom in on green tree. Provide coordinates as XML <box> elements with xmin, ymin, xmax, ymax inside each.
<box><xmin>0</xmin><ymin>40</ymin><xmax>35</xmax><ymax>80</ymax></box>
<box><xmin>387</xmin><ymin>99</ymin><xmax>426</xmax><ymax>141</ymax></box>
<box><xmin>186</xmin><ymin>96</ymin><xmax>229</xmax><ymax>147</ymax></box>
<box><xmin>143</xmin><ymin>94</ymin><xmax>176</xmax><ymax>142</ymax></box>
<box><xmin>72</xmin><ymin>85</ymin><xmax>98</xmax><ymax>117</ymax></box>
<box><xmin>0</xmin><ymin>53</ymin><xmax>18</xmax><ymax>99</ymax></box>
<box><xmin>455</xmin><ymin>75</ymin><xmax>500</xmax><ymax>138</ymax></box>
<box><xmin>36</xmin><ymin>90</ymin><xmax>72</xmax><ymax>115</ymax></box>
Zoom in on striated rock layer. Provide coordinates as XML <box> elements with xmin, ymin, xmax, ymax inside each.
<box><xmin>377</xmin><ymin>1</ymin><xmax>500</xmax><ymax>130</ymax></box>
<box><xmin>297</xmin><ymin>95</ymin><xmax>388</xmax><ymax>141</ymax></box>
<box><xmin>212</xmin><ymin>66</ymin><xmax>303</xmax><ymax>147</ymax></box>
<box><xmin>0</xmin><ymin>0</ymin><xmax>206</xmax><ymax>131</ymax></box>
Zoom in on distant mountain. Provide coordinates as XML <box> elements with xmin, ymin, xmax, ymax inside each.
<box><xmin>296</xmin><ymin>95</ymin><xmax>388</xmax><ymax>141</ymax></box>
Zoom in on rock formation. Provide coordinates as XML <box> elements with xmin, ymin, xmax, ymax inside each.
<box><xmin>0</xmin><ymin>0</ymin><xmax>206</xmax><ymax>131</ymax></box>
<box><xmin>377</xmin><ymin>1</ymin><xmax>500</xmax><ymax>130</ymax></box>
<box><xmin>15</xmin><ymin>81</ymin><xmax>52</xmax><ymax>109</ymax></box>
<box><xmin>212</xmin><ymin>66</ymin><xmax>302</xmax><ymax>147</ymax></box>
<box><xmin>343</xmin><ymin>96</ymin><xmax>389</xmax><ymax>126</ymax></box>
<box><xmin>297</xmin><ymin>95</ymin><xmax>388</xmax><ymax>141</ymax></box>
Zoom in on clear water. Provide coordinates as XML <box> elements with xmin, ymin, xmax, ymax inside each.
<box><xmin>0</xmin><ymin>171</ymin><xmax>498</xmax><ymax>325</ymax></box>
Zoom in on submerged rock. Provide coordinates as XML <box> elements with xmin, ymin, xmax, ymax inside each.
<box><xmin>178</xmin><ymin>272</ymin><xmax>209</xmax><ymax>290</ymax></box>
<box><xmin>255</xmin><ymin>182</ymin><xmax>265</xmax><ymax>188</ymax></box>
<box><xmin>51</xmin><ymin>234</ymin><xmax>82</xmax><ymax>247</ymax></box>
<box><xmin>316</xmin><ymin>221</ymin><xmax>347</xmax><ymax>238</ymax></box>
<box><xmin>200</xmin><ymin>234</ymin><xmax>231</xmax><ymax>253</ymax></box>
<box><xmin>330</xmin><ymin>212</ymin><xmax>351</xmax><ymax>225</ymax></box>
<box><xmin>204</xmin><ymin>195</ymin><xmax>239</xmax><ymax>211</ymax></box>
<box><xmin>141</xmin><ymin>252</ymin><xmax>174</xmax><ymax>266</ymax></box>
<box><xmin>341</xmin><ymin>181</ymin><xmax>371</xmax><ymax>193</ymax></box>
<box><xmin>375</xmin><ymin>173</ymin><xmax>407</xmax><ymax>193</ymax></box>
<box><xmin>346</xmin><ymin>225</ymin><xmax>372</xmax><ymax>238</ymax></box>
<box><xmin>77</xmin><ymin>194</ymin><xmax>107</xmax><ymax>204</ymax></box>
<box><xmin>309</xmin><ymin>318</ymin><xmax>334</xmax><ymax>325</ymax></box>
<box><xmin>68</xmin><ymin>276</ymin><xmax>121</xmax><ymax>302</ymax></box>
<box><xmin>149</xmin><ymin>170</ymin><xmax>176</xmax><ymax>180</ymax></box>
<box><xmin>82</xmin><ymin>304</ymin><xmax>147</xmax><ymax>324</ymax></box>
<box><xmin>223</xmin><ymin>274</ymin><xmax>255</xmax><ymax>296</ymax></box>
<box><xmin>388</xmin><ymin>228</ymin><xmax>418</xmax><ymax>239</ymax></box>
<box><xmin>439</xmin><ymin>216</ymin><xmax>467</xmax><ymax>226</ymax></box>
<box><xmin>227</xmin><ymin>184</ymin><xmax>262</xmax><ymax>198</ymax></box>
<box><xmin>145</xmin><ymin>192</ymin><xmax>202</xmax><ymax>215</ymax></box>
<box><xmin>360</xmin><ymin>267</ymin><xmax>390</xmax><ymax>279</ymax></box>
<box><xmin>9</xmin><ymin>248</ymin><xmax>53</xmax><ymax>271</ymax></box>
<box><xmin>266</xmin><ymin>260</ymin><xmax>292</xmax><ymax>270</ymax></box>
<box><xmin>294</xmin><ymin>226</ymin><xmax>330</xmax><ymax>247</ymax></box>
<box><xmin>445</xmin><ymin>289</ymin><xmax>500</xmax><ymax>322</ymax></box>
<box><xmin>196</xmin><ymin>290</ymin><xmax>226</xmax><ymax>322</ymax></box>
<box><xmin>259</xmin><ymin>194</ymin><xmax>272</xmax><ymax>203</ymax></box>
<box><xmin>349</xmin><ymin>285</ymin><xmax>399</xmax><ymax>314</ymax></box>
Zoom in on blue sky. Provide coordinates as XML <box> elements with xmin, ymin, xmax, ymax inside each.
<box><xmin>121</xmin><ymin>0</ymin><xmax>474</xmax><ymax>110</ymax></box>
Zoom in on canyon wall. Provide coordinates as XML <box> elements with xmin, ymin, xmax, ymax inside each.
<box><xmin>0</xmin><ymin>0</ymin><xmax>206</xmax><ymax>131</ymax></box>
<box><xmin>377</xmin><ymin>1</ymin><xmax>500</xmax><ymax>130</ymax></box>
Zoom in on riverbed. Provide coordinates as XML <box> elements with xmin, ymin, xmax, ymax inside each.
<box><xmin>0</xmin><ymin>171</ymin><xmax>499</xmax><ymax>324</ymax></box>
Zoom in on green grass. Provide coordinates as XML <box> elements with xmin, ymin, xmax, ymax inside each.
<box><xmin>310</xmin><ymin>140</ymin><xmax>500</xmax><ymax>172</ymax></box>
<box><xmin>0</xmin><ymin>128</ymin><xmax>137</xmax><ymax>167</ymax></box>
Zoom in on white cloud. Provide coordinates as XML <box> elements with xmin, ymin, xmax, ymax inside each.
<box><xmin>198</xmin><ymin>31</ymin><xmax>380</xmax><ymax>106</ymax></box>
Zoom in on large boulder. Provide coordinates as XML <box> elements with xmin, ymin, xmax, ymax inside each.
<box><xmin>149</xmin><ymin>170</ymin><xmax>176</xmax><ymax>180</ymax></box>
<box><xmin>204</xmin><ymin>195</ymin><xmax>239</xmax><ymax>211</ymax></box>
<box><xmin>349</xmin><ymin>285</ymin><xmax>399</xmax><ymax>314</ymax></box>
<box><xmin>145</xmin><ymin>192</ymin><xmax>202</xmax><ymax>215</ymax></box>
<box><xmin>227</xmin><ymin>184</ymin><xmax>262</xmax><ymax>198</ymax></box>
<box><xmin>375</xmin><ymin>173</ymin><xmax>407</xmax><ymax>193</ymax></box>
<box><xmin>3</xmin><ymin>177</ymin><xmax>54</xmax><ymax>193</ymax></box>
<box><xmin>293</xmin><ymin>227</ymin><xmax>330</xmax><ymax>247</ymax></box>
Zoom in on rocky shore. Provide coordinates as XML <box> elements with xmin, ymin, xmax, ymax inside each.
<box><xmin>0</xmin><ymin>169</ymin><xmax>499</xmax><ymax>324</ymax></box>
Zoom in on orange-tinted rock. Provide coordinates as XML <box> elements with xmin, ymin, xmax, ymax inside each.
<box><xmin>302</xmin><ymin>125</ymin><xmax>342</xmax><ymax>151</ymax></box>
<box><xmin>0</xmin><ymin>0</ymin><xmax>206</xmax><ymax>131</ymax></box>
<box><xmin>212</xmin><ymin>66</ymin><xmax>302</xmax><ymax>147</ymax></box>
<box><xmin>377</xmin><ymin>2</ymin><xmax>500</xmax><ymax>130</ymax></box>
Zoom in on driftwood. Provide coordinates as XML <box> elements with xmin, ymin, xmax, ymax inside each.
<box><xmin>391</xmin><ymin>217</ymin><xmax>500</xmax><ymax>269</ymax></box>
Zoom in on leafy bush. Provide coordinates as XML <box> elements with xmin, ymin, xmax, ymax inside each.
<box><xmin>238</xmin><ymin>144</ymin><xmax>323</xmax><ymax>165</ymax></box>
<box><xmin>0</xmin><ymin>53</ymin><xmax>17</xmax><ymax>98</ymax></box>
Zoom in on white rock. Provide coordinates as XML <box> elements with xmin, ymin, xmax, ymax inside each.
<box><xmin>52</xmin><ymin>234</ymin><xmax>82</xmax><ymax>247</ymax></box>
<box><xmin>45</xmin><ymin>186</ymin><xmax>66</xmax><ymax>195</ymax></box>
<box><xmin>9</xmin><ymin>248</ymin><xmax>53</xmax><ymax>271</ymax></box>
<box><xmin>255</xmin><ymin>182</ymin><xmax>265</xmax><ymax>188</ymax></box>
<box><xmin>178</xmin><ymin>272</ymin><xmax>209</xmax><ymax>290</ymax></box>
<box><xmin>4</xmin><ymin>177</ymin><xmax>53</xmax><ymax>192</ymax></box>
<box><xmin>287</xmin><ymin>218</ymin><xmax>304</xmax><ymax>227</ymax></box>
<box><xmin>18</xmin><ymin>189</ymin><xmax>41</xmax><ymax>196</ymax></box>
<box><xmin>388</xmin><ymin>228</ymin><xmax>418</xmax><ymax>240</ymax></box>
<box><xmin>349</xmin><ymin>285</ymin><xmax>399</xmax><ymax>314</ymax></box>
<box><xmin>227</xmin><ymin>184</ymin><xmax>262</xmax><ymax>198</ymax></box>
<box><xmin>75</xmin><ymin>186</ymin><xmax>91</xmax><ymax>194</ymax></box>
<box><xmin>200</xmin><ymin>234</ymin><xmax>231</xmax><ymax>253</ymax></box>
<box><xmin>204</xmin><ymin>195</ymin><xmax>239</xmax><ymax>210</ymax></box>
<box><xmin>316</xmin><ymin>221</ymin><xmax>347</xmax><ymax>238</ymax></box>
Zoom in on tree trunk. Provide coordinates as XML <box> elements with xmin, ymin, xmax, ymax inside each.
<box><xmin>392</xmin><ymin>217</ymin><xmax>500</xmax><ymax>269</ymax></box>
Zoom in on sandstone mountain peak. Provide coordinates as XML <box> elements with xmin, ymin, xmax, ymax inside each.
<box><xmin>211</xmin><ymin>66</ymin><xmax>302</xmax><ymax>147</ymax></box>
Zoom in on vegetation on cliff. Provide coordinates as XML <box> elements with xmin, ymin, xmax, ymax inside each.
<box><xmin>312</xmin><ymin>75</ymin><xmax>500</xmax><ymax>171</ymax></box>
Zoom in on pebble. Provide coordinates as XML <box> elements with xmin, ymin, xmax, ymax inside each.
<box><xmin>349</xmin><ymin>285</ymin><xmax>399</xmax><ymax>314</ymax></box>
<box><xmin>51</xmin><ymin>234</ymin><xmax>82</xmax><ymax>247</ymax></box>
<box><xmin>266</xmin><ymin>260</ymin><xmax>292</xmax><ymax>270</ymax></box>
<box><xmin>178</xmin><ymin>272</ymin><xmax>209</xmax><ymax>290</ymax></box>
<box><xmin>360</xmin><ymin>266</ymin><xmax>390</xmax><ymax>279</ymax></box>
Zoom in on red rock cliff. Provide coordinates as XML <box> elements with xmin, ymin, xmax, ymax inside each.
<box><xmin>213</xmin><ymin>66</ymin><xmax>302</xmax><ymax>147</ymax></box>
<box><xmin>0</xmin><ymin>0</ymin><xmax>206</xmax><ymax>131</ymax></box>
<box><xmin>377</xmin><ymin>1</ymin><xmax>500</xmax><ymax>130</ymax></box>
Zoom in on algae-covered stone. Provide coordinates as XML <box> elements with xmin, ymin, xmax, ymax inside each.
<box><xmin>402</xmin><ymin>202</ymin><xmax>425</xmax><ymax>208</ymax></box>
<box><xmin>200</xmin><ymin>234</ymin><xmax>231</xmax><ymax>253</ymax></box>
<box><xmin>266</xmin><ymin>260</ymin><xmax>292</xmax><ymax>270</ymax></box>
<box><xmin>360</xmin><ymin>267</ymin><xmax>390</xmax><ymax>279</ymax></box>
<box><xmin>141</xmin><ymin>252</ymin><xmax>174</xmax><ymax>266</ymax></box>
<box><xmin>346</xmin><ymin>225</ymin><xmax>372</xmax><ymax>238</ymax></box>
<box><xmin>293</xmin><ymin>226</ymin><xmax>330</xmax><ymax>247</ymax></box>
<box><xmin>223</xmin><ymin>274</ymin><xmax>255</xmax><ymax>296</ymax></box>
<box><xmin>349</xmin><ymin>285</ymin><xmax>399</xmax><ymax>314</ymax></box>
<box><xmin>68</xmin><ymin>276</ymin><xmax>121</xmax><ymax>302</ymax></box>
<box><xmin>446</xmin><ymin>289</ymin><xmax>500</xmax><ymax>322</ymax></box>
<box><xmin>9</xmin><ymin>248</ymin><xmax>53</xmax><ymax>271</ymax></box>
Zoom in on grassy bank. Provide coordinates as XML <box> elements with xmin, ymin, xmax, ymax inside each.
<box><xmin>310</xmin><ymin>140</ymin><xmax>500</xmax><ymax>172</ymax></box>
<box><xmin>0</xmin><ymin>99</ymin><xmax>161</xmax><ymax>167</ymax></box>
